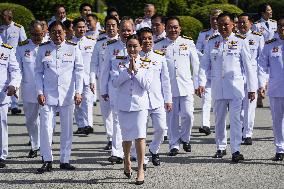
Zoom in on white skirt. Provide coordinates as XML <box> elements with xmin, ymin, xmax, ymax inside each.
<box><xmin>118</xmin><ymin>109</ymin><xmax>148</xmax><ymax>141</ymax></box>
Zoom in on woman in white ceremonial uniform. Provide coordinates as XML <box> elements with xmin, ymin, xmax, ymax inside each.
<box><xmin>112</xmin><ymin>34</ymin><xmax>153</xmax><ymax>185</ymax></box>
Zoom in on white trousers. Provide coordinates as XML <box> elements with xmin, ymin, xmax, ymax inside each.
<box><xmin>99</xmin><ymin>93</ymin><xmax>113</xmax><ymax>141</ymax></box>
<box><xmin>148</xmin><ymin>106</ymin><xmax>167</xmax><ymax>154</ymax></box>
<box><xmin>269</xmin><ymin>97</ymin><xmax>284</xmax><ymax>153</ymax></box>
<box><xmin>168</xmin><ymin>95</ymin><xmax>194</xmax><ymax>150</ymax></box>
<box><xmin>40</xmin><ymin>104</ymin><xmax>74</xmax><ymax>163</ymax></box>
<box><xmin>202</xmin><ymin>87</ymin><xmax>212</xmax><ymax>127</ymax></box>
<box><xmin>74</xmin><ymin>85</ymin><xmax>94</xmax><ymax>128</ymax></box>
<box><xmin>241</xmin><ymin>86</ymin><xmax>257</xmax><ymax>138</ymax></box>
<box><xmin>23</xmin><ymin>102</ymin><xmax>40</xmax><ymax>150</ymax></box>
<box><xmin>0</xmin><ymin>103</ymin><xmax>9</xmax><ymax>160</ymax></box>
<box><xmin>214</xmin><ymin>98</ymin><xmax>242</xmax><ymax>153</ymax></box>
<box><xmin>111</xmin><ymin>105</ymin><xmax>123</xmax><ymax>158</ymax></box>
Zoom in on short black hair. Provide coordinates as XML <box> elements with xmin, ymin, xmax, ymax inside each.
<box><xmin>217</xmin><ymin>12</ymin><xmax>234</xmax><ymax>21</ymax></box>
<box><xmin>238</xmin><ymin>13</ymin><xmax>254</xmax><ymax>23</ymax></box>
<box><xmin>72</xmin><ymin>17</ymin><xmax>86</xmax><ymax>27</ymax></box>
<box><xmin>151</xmin><ymin>14</ymin><xmax>166</xmax><ymax>24</ymax></box>
<box><xmin>126</xmin><ymin>34</ymin><xmax>139</xmax><ymax>43</ymax></box>
<box><xmin>258</xmin><ymin>3</ymin><xmax>271</xmax><ymax>14</ymax></box>
<box><xmin>54</xmin><ymin>4</ymin><xmax>65</xmax><ymax>13</ymax></box>
<box><xmin>104</xmin><ymin>15</ymin><xmax>120</xmax><ymax>27</ymax></box>
<box><xmin>48</xmin><ymin>21</ymin><xmax>66</xmax><ymax>32</ymax></box>
<box><xmin>86</xmin><ymin>14</ymin><xmax>98</xmax><ymax>21</ymax></box>
<box><xmin>277</xmin><ymin>16</ymin><xmax>284</xmax><ymax>24</ymax></box>
<box><xmin>137</xmin><ymin>27</ymin><xmax>153</xmax><ymax>36</ymax></box>
<box><xmin>79</xmin><ymin>3</ymin><xmax>93</xmax><ymax>13</ymax></box>
<box><xmin>107</xmin><ymin>7</ymin><xmax>119</xmax><ymax>16</ymax></box>
<box><xmin>165</xmin><ymin>16</ymin><xmax>180</xmax><ymax>26</ymax></box>
<box><xmin>62</xmin><ymin>20</ymin><xmax>72</xmax><ymax>29</ymax></box>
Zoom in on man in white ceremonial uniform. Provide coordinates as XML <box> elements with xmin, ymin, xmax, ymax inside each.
<box><xmin>151</xmin><ymin>15</ymin><xmax>166</xmax><ymax>43</ymax></box>
<box><xmin>138</xmin><ymin>27</ymin><xmax>172</xmax><ymax>166</ymax></box>
<box><xmin>100</xmin><ymin>19</ymin><xmax>134</xmax><ymax>164</ymax></box>
<box><xmin>16</xmin><ymin>21</ymin><xmax>45</xmax><ymax>158</ymax></box>
<box><xmin>196</xmin><ymin>9</ymin><xmax>222</xmax><ymax>136</ymax></box>
<box><xmin>71</xmin><ymin>18</ymin><xmax>96</xmax><ymax>135</ymax></box>
<box><xmin>0</xmin><ymin>43</ymin><xmax>21</xmax><ymax>168</ymax></box>
<box><xmin>85</xmin><ymin>14</ymin><xmax>100</xmax><ymax>40</ymax></box>
<box><xmin>198</xmin><ymin>13</ymin><xmax>256</xmax><ymax>163</ymax></box>
<box><xmin>0</xmin><ymin>9</ymin><xmax>27</xmax><ymax>115</ymax></box>
<box><xmin>258</xmin><ymin>17</ymin><xmax>284</xmax><ymax>161</ymax></box>
<box><xmin>48</xmin><ymin>4</ymin><xmax>68</xmax><ymax>26</ymax></box>
<box><xmin>154</xmin><ymin>17</ymin><xmax>199</xmax><ymax>156</ymax></box>
<box><xmin>135</xmin><ymin>4</ymin><xmax>155</xmax><ymax>31</ymax></box>
<box><xmin>91</xmin><ymin>15</ymin><xmax>120</xmax><ymax>150</ymax></box>
<box><xmin>237</xmin><ymin>13</ymin><xmax>265</xmax><ymax>145</ymax></box>
<box><xmin>35</xmin><ymin>21</ymin><xmax>84</xmax><ymax>173</ymax></box>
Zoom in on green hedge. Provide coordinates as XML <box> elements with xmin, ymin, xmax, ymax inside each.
<box><xmin>105</xmin><ymin>0</ymin><xmax>169</xmax><ymax>17</ymax></box>
<box><xmin>0</xmin><ymin>3</ymin><xmax>35</xmax><ymax>34</ymax></box>
<box><xmin>167</xmin><ymin>0</ymin><xmax>189</xmax><ymax>16</ymax></box>
<box><xmin>177</xmin><ymin>16</ymin><xmax>203</xmax><ymax>41</ymax></box>
<box><xmin>68</xmin><ymin>12</ymin><xmax>105</xmax><ymax>26</ymax></box>
<box><xmin>190</xmin><ymin>4</ymin><xmax>243</xmax><ymax>28</ymax></box>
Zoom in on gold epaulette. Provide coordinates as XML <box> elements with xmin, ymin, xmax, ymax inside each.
<box><xmin>14</xmin><ymin>22</ymin><xmax>22</xmax><ymax>28</ymax></box>
<box><xmin>86</xmin><ymin>36</ymin><xmax>96</xmax><ymax>40</ymax></box>
<box><xmin>154</xmin><ymin>50</ymin><xmax>165</xmax><ymax>56</ymax></box>
<box><xmin>182</xmin><ymin>35</ymin><xmax>193</xmax><ymax>40</ymax></box>
<box><xmin>18</xmin><ymin>39</ymin><xmax>29</xmax><ymax>46</ymax></box>
<box><xmin>270</xmin><ymin>19</ymin><xmax>277</xmax><ymax>22</ymax></box>
<box><xmin>201</xmin><ymin>28</ymin><xmax>210</xmax><ymax>32</ymax></box>
<box><xmin>154</xmin><ymin>37</ymin><xmax>165</xmax><ymax>44</ymax></box>
<box><xmin>140</xmin><ymin>57</ymin><xmax>151</xmax><ymax>62</ymax></box>
<box><xmin>66</xmin><ymin>40</ymin><xmax>77</xmax><ymax>45</ymax></box>
<box><xmin>99</xmin><ymin>30</ymin><xmax>106</xmax><ymax>35</ymax></box>
<box><xmin>2</xmin><ymin>43</ymin><xmax>13</xmax><ymax>49</ymax></box>
<box><xmin>97</xmin><ymin>36</ymin><xmax>107</xmax><ymax>42</ymax></box>
<box><xmin>208</xmin><ymin>34</ymin><xmax>219</xmax><ymax>40</ymax></box>
<box><xmin>265</xmin><ymin>38</ymin><xmax>276</xmax><ymax>44</ymax></box>
<box><xmin>251</xmin><ymin>31</ymin><xmax>262</xmax><ymax>36</ymax></box>
<box><xmin>39</xmin><ymin>41</ymin><xmax>51</xmax><ymax>46</ymax></box>
<box><xmin>235</xmin><ymin>33</ymin><xmax>246</xmax><ymax>39</ymax></box>
<box><xmin>107</xmin><ymin>39</ymin><xmax>118</xmax><ymax>45</ymax></box>
<box><xmin>116</xmin><ymin>56</ymin><xmax>127</xmax><ymax>60</ymax></box>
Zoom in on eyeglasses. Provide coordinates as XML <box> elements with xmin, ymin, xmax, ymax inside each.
<box><xmin>51</xmin><ymin>30</ymin><xmax>64</xmax><ymax>35</ymax></box>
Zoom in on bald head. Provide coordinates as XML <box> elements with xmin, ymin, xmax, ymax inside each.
<box><xmin>119</xmin><ymin>20</ymin><xmax>134</xmax><ymax>43</ymax></box>
<box><xmin>30</xmin><ymin>20</ymin><xmax>44</xmax><ymax>45</ymax></box>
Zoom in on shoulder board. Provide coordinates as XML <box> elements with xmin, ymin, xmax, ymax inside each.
<box><xmin>235</xmin><ymin>33</ymin><xmax>246</xmax><ymax>39</ymax></box>
<box><xmin>182</xmin><ymin>35</ymin><xmax>193</xmax><ymax>40</ymax></box>
<box><xmin>107</xmin><ymin>39</ymin><xmax>118</xmax><ymax>45</ymax></box>
<box><xmin>154</xmin><ymin>37</ymin><xmax>165</xmax><ymax>44</ymax></box>
<box><xmin>251</xmin><ymin>31</ymin><xmax>262</xmax><ymax>36</ymax></box>
<box><xmin>2</xmin><ymin>43</ymin><xmax>13</xmax><ymax>49</ymax></box>
<box><xmin>39</xmin><ymin>41</ymin><xmax>51</xmax><ymax>46</ymax></box>
<box><xmin>208</xmin><ymin>34</ymin><xmax>219</xmax><ymax>40</ymax></box>
<box><xmin>140</xmin><ymin>57</ymin><xmax>151</xmax><ymax>62</ymax></box>
<box><xmin>66</xmin><ymin>40</ymin><xmax>77</xmax><ymax>45</ymax></box>
<box><xmin>265</xmin><ymin>38</ymin><xmax>276</xmax><ymax>44</ymax></box>
<box><xmin>14</xmin><ymin>22</ymin><xmax>22</xmax><ymax>28</ymax></box>
<box><xmin>201</xmin><ymin>28</ymin><xmax>210</xmax><ymax>32</ymax></box>
<box><xmin>97</xmin><ymin>36</ymin><xmax>107</xmax><ymax>42</ymax></box>
<box><xmin>116</xmin><ymin>56</ymin><xmax>127</xmax><ymax>60</ymax></box>
<box><xmin>270</xmin><ymin>19</ymin><xmax>277</xmax><ymax>22</ymax></box>
<box><xmin>86</xmin><ymin>36</ymin><xmax>96</xmax><ymax>40</ymax></box>
<box><xmin>154</xmin><ymin>50</ymin><xmax>165</xmax><ymax>56</ymax></box>
<box><xmin>99</xmin><ymin>30</ymin><xmax>106</xmax><ymax>34</ymax></box>
<box><xmin>18</xmin><ymin>39</ymin><xmax>29</xmax><ymax>46</ymax></box>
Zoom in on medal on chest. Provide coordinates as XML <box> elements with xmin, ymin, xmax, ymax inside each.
<box><xmin>0</xmin><ymin>53</ymin><xmax>8</xmax><ymax>60</ymax></box>
<box><xmin>24</xmin><ymin>50</ymin><xmax>31</xmax><ymax>57</ymax></box>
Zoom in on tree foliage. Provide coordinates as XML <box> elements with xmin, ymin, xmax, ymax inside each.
<box><xmin>177</xmin><ymin>16</ymin><xmax>203</xmax><ymax>41</ymax></box>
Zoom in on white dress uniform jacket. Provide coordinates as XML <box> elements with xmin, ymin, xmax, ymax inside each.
<box><xmin>153</xmin><ymin>31</ymin><xmax>166</xmax><ymax>43</ymax></box>
<box><xmin>0</xmin><ymin>21</ymin><xmax>27</xmax><ymax>48</ymax></box>
<box><xmin>136</xmin><ymin>18</ymin><xmax>151</xmax><ymax>31</ymax></box>
<box><xmin>253</xmin><ymin>18</ymin><xmax>277</xmax><ymax>41</ymax></box>
<box><xmin>196</xmin><ymin>28</ymin><xmax>219</xmax><ymax>55</ymax></box>
<box><xmin>35</xmin><ymin>40</ymin><xmax>84</xmax><ymax>105</ymax></box>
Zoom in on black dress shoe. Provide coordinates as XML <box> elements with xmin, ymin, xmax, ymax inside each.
<box><xmin>60</xmin><ymin>163</ymin><xmax>76</xmax><ymax>170</ymax></box>
<box><xmin>108</xmin><ymin>156</ymin><xmax>123</xmax><ymax>164</ymax></box>
<box><xmin>11</xmin><ymin>108</ymin><xmax>21</xmax><ymax>115</ymax></box>
<box><xmin>73</xmin><ymin>128</ymin><xmax>85</xmax><ymax>134</ymax></box>
<box><xmin>27</xmin><ymin>149</ymin><xmax>38</xmax><ymax>158</ymax></box>
<box><xmin>272</xmin><ymin>153</ymin><xmax>284</xmax><ymax>161</ymax></box>
<box><xmin>232</xmin><ymin>151</ymin><xmax>244</xmax><ymax>163</ymax></box>
<box><xmin>199</xmin><ymin>126</ymin><xmax>211</xmax><ymax>136</ymax></box>
<box><xmin>0</xmin><ymin>159</ymin><xmax>6</xmax><ymax>168</ymax></box>
<box><xmin>37</xmin><ymin>162</ymin><xmax>52</xmax><ymax>174</ymax></box>
<box><xmin>242</xmin><ymin>137</ymin><xmax>252</xmax><ymax>145</ymax></box>
<box><xmin>104</xmin><ymin>141</ymin><xmax>112</xmax><ymax>150</ymax></box>
<box><xmin>164</xmin><ymin>136</ymin><xmax>168</xmax><ymax>141</ymax></box>
<box><xmin>181</xmin><ymin>141</ymin><xmax>191</xmax><ymax>152</ymax></box>
<box><xmin>28</xmin><ymin>141</ymin><xmax>31</xmax><ymax>146</ymax></box>
<box><xmin>135</xmin><ymin>179</ymin><xmax>144</xmax><ymax>185</ymax></box>
<box><xmin>212</xmin><ymin>150</ymin><xmax>227</xmax><ymax>158</ymax></box>
<box><xmin>130</xmin><ymin>156</ymin><xmax>137</xmax><ymax>162</ymax></box>
<box><xmin>149</xmin><ymin>150</ymin><xmax>160</xmax><ymax>166</ymax></box>
<box><xmin>168</xmin><ymin>148</ymin><xmax>179</xmax><ymax>156</ymax></box>
<box><xmin>84</xmin><ymin>126</ymin><xmax>94</xmax><ymax>135</ymax></box>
